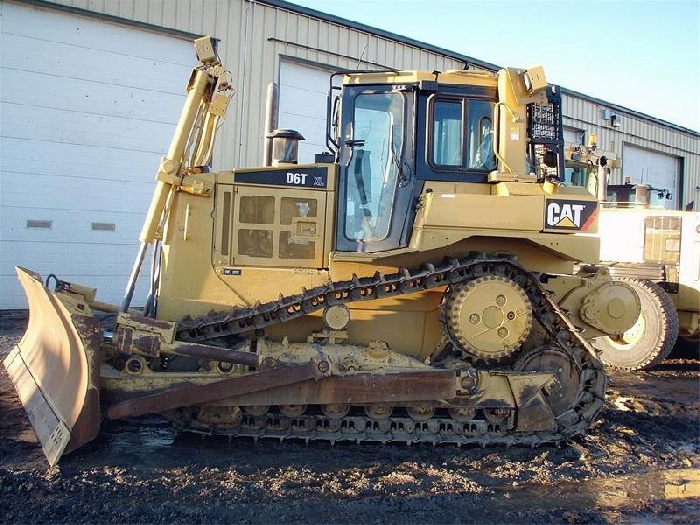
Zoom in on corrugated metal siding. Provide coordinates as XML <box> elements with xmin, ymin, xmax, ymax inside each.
<box><xmin>562</xmin><ymin>93</ymin><xmax>699</xmax><ymax>209</ymax></box>
<box><xmin>32</xmin><ymin>0</ymin><xmax>700</xmax><ymax>207</ymax></box>
<box><xmin>43</xmin><ymin>0</ymin><xmax>463</xmax><ymax>170</ymax></box>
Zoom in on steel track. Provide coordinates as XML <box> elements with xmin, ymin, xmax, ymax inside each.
<box><xmin>172</xmin><ymin>255</ymin><xmax>607</xmax><ymax>445</ymax></box>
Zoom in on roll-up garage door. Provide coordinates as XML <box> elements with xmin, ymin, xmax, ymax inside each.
<box><xmin>0</xmin><ymin>2</ymin><xmax>193</xmax><ymax>309</ymax></box>
<box><xmin>278</xmin><ymin>60</ymin><xmax>336</xmax><ymax>164</ymax></box>
<box><xmin>622</xmin><ymin>145</ymin><xmax>680</xmax><ymax>210</ymax></box>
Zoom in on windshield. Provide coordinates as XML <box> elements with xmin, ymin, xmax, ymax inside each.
<box><xmin>344</xmin><ymin>91</ymin><xmax>405</xmax><ymax>241</ymax></box>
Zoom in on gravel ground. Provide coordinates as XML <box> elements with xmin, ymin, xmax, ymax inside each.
<box><xmin>1</xmin><ymin>314</ymin><xmax>698</xmax><ymax>524</ymax></box>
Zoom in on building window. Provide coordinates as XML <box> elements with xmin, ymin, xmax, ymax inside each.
<box><xmin>563</xmin><ymin>127</ymin><xmax>585</xmax><ymax>145</ymax></box>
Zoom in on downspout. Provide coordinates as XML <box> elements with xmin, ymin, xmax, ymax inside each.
<box><xmin>237</xmin><ymin>0</ymin><xmax>252</xmax><ymax>167</ymax></box>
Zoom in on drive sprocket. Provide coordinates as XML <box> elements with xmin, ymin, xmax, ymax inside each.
<box><xmin>445</xmin><ymin>275</ymin><xmax>533</xmax><ymax>362</ymax></box>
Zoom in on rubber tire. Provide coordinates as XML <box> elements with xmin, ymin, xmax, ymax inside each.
<box><xmin>593</xmin><ymin>278</ymin><xmax>679</xmax><ymax>371</ymax></box>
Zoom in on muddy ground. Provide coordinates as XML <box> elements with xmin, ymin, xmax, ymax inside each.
<box><xmin>1</xmin><ymin>314</ymin><xmax>698</xmax><ymax>524</ymax></box>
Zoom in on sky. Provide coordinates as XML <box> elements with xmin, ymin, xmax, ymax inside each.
<box><xmin>289</xmin><ymin>0</ymin><xmax>700</xmax><ymax>132</ymax></box>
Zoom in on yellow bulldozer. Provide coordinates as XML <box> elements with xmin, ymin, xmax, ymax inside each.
<box><xmin>564</xmin><ymin>143</ymin><xmax>700</xmax><ymax>369</ymax></box>
<box><xmin>5</xmin><ymin>37</ymin><xmax>642</xmax><ymax>466</ymax></box>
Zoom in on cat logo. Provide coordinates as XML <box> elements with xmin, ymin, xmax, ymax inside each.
<box><xmin>544</xmin><ymin>199</ymin><xmax>597</xmax><ymax>231</ymax></box>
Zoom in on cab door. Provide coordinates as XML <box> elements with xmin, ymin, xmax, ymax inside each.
<box><xmin>335</xmin><ymin>86</ymin><xmax>416</xmax><ymax>253</ymax></box>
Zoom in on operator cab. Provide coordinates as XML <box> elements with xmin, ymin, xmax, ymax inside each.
<box><xmin>328</xmin><ymin>71</ymin><xmax>500</xmax><ymax>253</ymax></box>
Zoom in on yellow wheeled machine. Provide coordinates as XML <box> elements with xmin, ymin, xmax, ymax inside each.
<box><xmin>6</xmin><ymin>37</ymin><xmax>641</xmax><ymax>465</ymax></box>
<box><xmin>565</xmin><ymin>142</ymin><xmax>700</xmax><ymax>369</ymax></box>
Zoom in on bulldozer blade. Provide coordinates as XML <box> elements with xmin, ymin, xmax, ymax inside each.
<box><xmin>3</xmin><ymin>267</ymin><xmax>102</xmax><ymax>466</ymax></box>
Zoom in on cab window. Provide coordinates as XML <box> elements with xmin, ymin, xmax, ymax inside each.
<box><xmin>433</xmin><ymin>100</ymin><xmax>462</xmax><ymax>166</ymax></box>
<box><xmin>430</xmin><ymin>98</ymin><xmax>495</xmax><ymax>171</ymax></box>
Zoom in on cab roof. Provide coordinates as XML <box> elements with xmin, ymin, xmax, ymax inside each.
<box><xmin>343</xmin><ymin>69</ymin><xmax>498</xmax><ymax>88</ymax></box>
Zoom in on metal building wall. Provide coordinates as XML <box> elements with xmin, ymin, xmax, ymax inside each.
<box><xmin>33</xmin><ymin>0</ymin><xmax>700</xmax><ymax>207</ymax></box>
<box><xmin>41</xmin><ymin>0</ymin><xmax>464</xmax><ymax>171</ymax></box>
<box><xmin>562</xmin><ymin>93</ymin><xmax>699</xmax><ymax>210</ymax></box>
